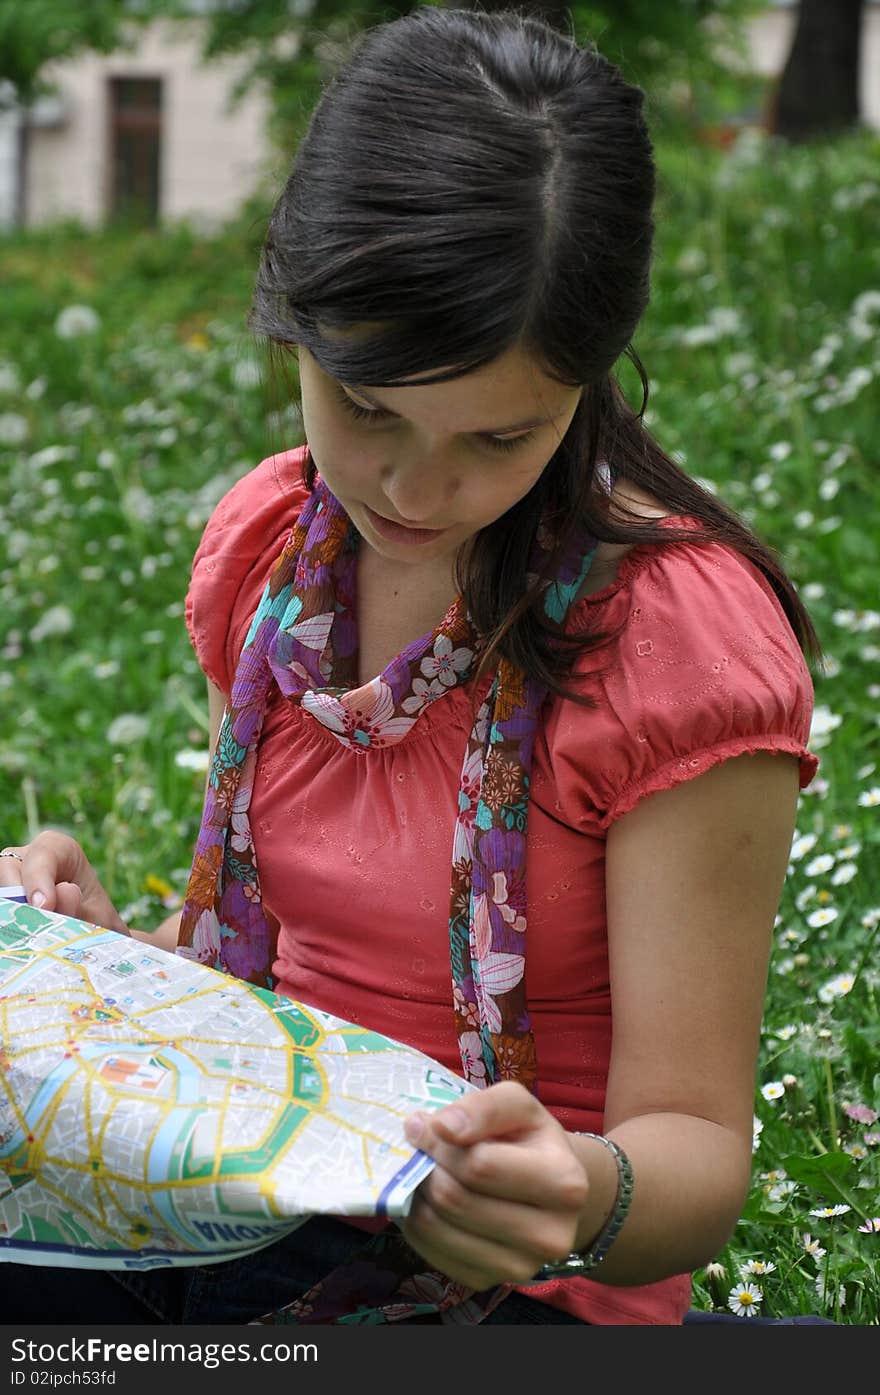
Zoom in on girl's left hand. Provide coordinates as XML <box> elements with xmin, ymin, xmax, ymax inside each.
<box><xmin>399</xmin><ymin>1080</ymin><xmax>589</xmax><ymax>1290</ymax></box>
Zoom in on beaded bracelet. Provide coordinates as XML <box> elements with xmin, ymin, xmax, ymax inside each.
<box><xmin>527</xmin><ymin>1132</ymin><xmax>634</xmax><ymax>1282</ymax></box>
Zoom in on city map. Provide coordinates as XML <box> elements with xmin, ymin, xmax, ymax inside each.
<box><xmin>0</xmin><ymin>899</ymin><xmax>469</xmax><ymax>1270</ymax></box>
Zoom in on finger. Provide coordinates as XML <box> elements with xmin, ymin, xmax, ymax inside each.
<box><xmin>0</xmin><ymin>851</ymin><xmax>25</xmax><ymax>887</ymax></box>
<box><xmin>52</xmin><ymin>882</ymin><xmax>85</xmax><ymax>919</ymax></box>
<box><xmin>406</xmin><ymin>1112</ymin><xmax>587</xmax><ymax>1210</ymax></box>
<box><xmin>418</xmin><ymin>1081</ymin><xmax>547</xmax><ymax>1146</ymax></box>
<box><xmin>409</xmin><ymin>1161</ymin><xmax>578</xmax><ymax>1261</ymax></box>
<box><xmin>20</xmin><ymin>833</ymin><xmax>85</xmax><ymax>909</ymax></box>
<box><xmin>401</xmin><ymin>1190</ymin><xmax>551</xmax><ymax>1289</ymax></box>
<box><xmin>28</xmin><ymin>831</ymin><xmax>83</xmax><ymax>881</ymax></box>
<box><xmin>408</xmin><ymin>1129</ymin><xmax>586</xmax><ymax>1211</ymax></box>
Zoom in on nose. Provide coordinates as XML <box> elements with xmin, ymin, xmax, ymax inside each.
<box><xmin>380</xmin><ymin>451</ymin><xmax>460</xmax><ymax>525</ymax></box>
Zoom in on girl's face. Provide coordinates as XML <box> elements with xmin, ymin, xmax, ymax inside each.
<box><xmin>297</xmin><ymin>342</ymin><xmax>583</xmax><ymax>569</ymax></box>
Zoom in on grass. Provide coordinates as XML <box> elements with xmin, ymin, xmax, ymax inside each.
<box><xmin>1</xmin><ymin>125</ymin><xmax>878</xmax><ymax>1323</ymax></box>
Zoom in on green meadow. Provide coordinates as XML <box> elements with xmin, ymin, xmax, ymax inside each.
<box><xmin>1</xmin><ymin>126</ymin><xmax>878</xmax><ymax>1321</ymax></box>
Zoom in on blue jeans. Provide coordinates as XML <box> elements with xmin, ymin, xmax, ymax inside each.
<box><xmin>0</xmin><ymin>1216</ymin><xmax>835</xmax><ymax>1325</ymax></box>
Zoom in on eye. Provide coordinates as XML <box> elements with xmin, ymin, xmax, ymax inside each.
<box><xmin>337</xmin><ymin>387</ymin><xmax>393</xmax><ymax>423</ymax></box>
<box><xmin>336</xmin><ymin>384</ymin><xmax>536</xmax><ymax>452</ymax></box>
<box><xmin>482</xmin><ymin>431</ymin><xmax>535</xmax><ymax>453</ymax></box>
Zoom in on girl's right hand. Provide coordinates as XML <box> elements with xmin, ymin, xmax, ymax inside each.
<box><xmin>0</xmin><ymin>832</ymin><xmax>131</xmax><ymax>936</ymax></box>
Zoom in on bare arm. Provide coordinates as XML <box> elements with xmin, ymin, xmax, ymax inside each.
<box><xmin>573</xmin><ymin>748</ymin><xmax>800</xmax><ymax>1284</ymax></box>
<box><xmin>131</xmin><ymin>678</ymin><xmax>227</xmax><ymax>951</ymax></box>
<box><xmin>400</xmin><ymin>749</ymin><xmax>801</xmax><ymax>1290</ymax></box>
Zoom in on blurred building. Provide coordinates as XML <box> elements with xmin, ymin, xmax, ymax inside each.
<box><xmin>0</xmin><ymin>4</ymin><xmax>877</xmax><ymax>232</ymax></box>
<box><xmin>0</xmin><ymin>17</ymin><xmax>277</xmax><ymax>231</ymax></box>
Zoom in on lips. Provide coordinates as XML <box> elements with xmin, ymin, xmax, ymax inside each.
<box><xmin>375</xmin><ymin>512</ymin><xmax>445</xmax><ymax>533</ymax></box>
<box><xmin>363</xmin><ymin>505</ymin><xmax>450</xmax><ymax>545</ymax></box>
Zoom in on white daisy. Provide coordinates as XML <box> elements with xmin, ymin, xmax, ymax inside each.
<box><xmin>843</xmin><ymin>1142</ymin><xmax>869</xmax><ymax>1160</ymax></box>
<box><xmin>809</xmin><ymin>1204</ymin><xmax>851</xmax><ymax>1218</ymax></box>
<box><xmin>761</xmin><ymin>1080</ymin><xmax>785</xmax><ymax>1102</ymax></box>
<box><xmin>814</xmin><ymin>1273</ymin><xmax>846</xmax><ymax>1309</ymax></box>
<box><xmin>818</xmin><ymin>972</ymin><xmax>855</xmax><ymax>1002</ymax></box>
<box><xmin>0</xmin><ymin>411</ymin><xmax>29</xmax><ymax>445</ymax></box>
<box><xmin>31</xmin><ymin>605</ymin><xmax>75</xmax><ymax>642</ymax></box>
<box><xmin>766</xmin><ymin>1180</ymin><xmax>797</xmax><ymax>1202</ymax></box>
<box><xmin>801</xmin><ymin>777</ymin><xmax>829</xmax><ymax>798</ymax></box>
<box><xmin>801</xmin><ymin>1234</ymin><xmax>826</xmax><ymax>1260</ymax></box>
<box><xmin>789</xmin><ymin>832</ymin><xmax>818</xmax><ymax>861</ymax></box>
<box><xmin>740</xmin><ymin>1259</ymin><xmax>776</xmax><ymax>1277</ymax></box>
<box><xmin>808</xmin><ymin>707</ymin><xmax>842</xmax><ymax>745</ymax></box>
<box><xmin>835</xmin><ymin>842</ymin><xmax>861</xmax><ymax>859</ymax></box>
<box><xmin>0</xmin><ymin>360</ymin><xmax>21</xmax><ymax>393</ymax></box>
<box><xmin>175</xmin><ymin>749</ymin><xmax>211</xmax><ymax>773</ymax></box>
<box><xmin>831</xmin><ymin>862</ymin><xmax>858</xmax><ymax>885</ymax></box>
<box><xmin>760</xmin><ymin>1168</ymin><xmax>787</xmax><ymax>1185</ymax></box>
<box><xmin>805</xmin><ymin>854</ymin><xmax>834</xmax><ymax>876</ymax></box>
<box><xmin>773</xmin><ymin>1024</ymin><xmax>799</xmax><ymax>1041</ymax></box>
<box><xmin>807</xmin><ymin>907</ymin><xmax>838</xmax><ymax>928</ymax></box>
<box><xmin>727</xmin><ymin>1282</ymin><xmax>763</xmax><ymax>1317</ymax></box>
<box><xmin>795</xmin><ymin>885</ymin><xmax>817</xmax><ymax>911</ymax></box>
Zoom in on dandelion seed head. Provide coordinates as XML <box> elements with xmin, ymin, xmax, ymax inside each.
<box><xmin>106</xmin><ymin>714</ymin><xmax>150</xmax><ymax>746</ymax></box>
<box><xmin>55</xmin><ymin>304</ymin><xmax>101</xmax><ymax>338</ymax></box>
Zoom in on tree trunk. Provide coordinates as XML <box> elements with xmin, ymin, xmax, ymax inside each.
<box><xmin>15</xmin><ymin>106</ymin><xmax>29</xmax><ymax>227</ymax></box>
<box><xmin>771</xmin><ymin>0</ymin><xmax>864</xmax><ymax>141</ymax></box>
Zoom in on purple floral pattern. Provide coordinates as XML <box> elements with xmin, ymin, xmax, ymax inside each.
<box><xmin>176</xmin><ymin>459</ymin><xmax>605</xmax><ymax>1323</ymax></box>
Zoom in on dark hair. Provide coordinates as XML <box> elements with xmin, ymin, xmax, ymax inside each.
<box><xmin>249</xmin><ymin>5</ymin><xmax>821</xmax><ymax>702</ymax></box>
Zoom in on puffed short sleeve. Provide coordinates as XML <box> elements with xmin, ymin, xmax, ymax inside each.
<box><xmin>184</xmin><ymin>446</ymin><xmax>310</xmax><ymax>696</ymax></box>
<box><xmin>544</xmin><ymin>535</ymin><xmax>820</xmax><ymax>831</ymax></box>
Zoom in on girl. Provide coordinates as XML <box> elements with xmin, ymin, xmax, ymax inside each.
<box><xmin>1</xmin><ymin>8</ymin><xmax>828</xmax><ymax>1325</ymax></box>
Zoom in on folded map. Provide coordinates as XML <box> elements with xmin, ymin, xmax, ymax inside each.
<box><xmin>0</xmin><ymin>898</ymin><xmax>469</xmax><ymax>1270</ymax></box>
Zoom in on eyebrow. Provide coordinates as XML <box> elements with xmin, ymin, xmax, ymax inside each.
<box><xmin>347</xmin><ymin>384</ymin><xmax>565</xmax><ymax>436</ymax></box>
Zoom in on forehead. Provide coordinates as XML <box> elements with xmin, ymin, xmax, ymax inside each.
<box><xmin>360</xmin><ymin>344</ymin><xmax>577</xmax><ymax>414</ymax></box>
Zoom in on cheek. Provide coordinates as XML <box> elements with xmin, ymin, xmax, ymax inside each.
<box><xmin>478</xmin><ymin>454</ymin><xmax>549</xmax><ymax>515</ymax></box>
<box><xmin>304</xmin><ymin>413</ymin><xmax>383</xmax><ymax>490</ymax></box>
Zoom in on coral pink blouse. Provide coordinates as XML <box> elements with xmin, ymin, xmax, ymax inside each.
<box><xmin>185</xmin><ymin>445</ymin><xmax>818</xmax><ymax>1325</ymax></box>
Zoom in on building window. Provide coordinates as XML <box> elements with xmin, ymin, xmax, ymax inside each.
<box><xmin>108</xmin><ymin>77</ymin><xmax>162</xmax><ymax>224</ymax></box>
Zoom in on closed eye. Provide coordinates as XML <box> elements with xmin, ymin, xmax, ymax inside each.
<box><xmin>335</xmin><ymin>385</ymin><xmax>536</xmax><ymax>453</ymax></box>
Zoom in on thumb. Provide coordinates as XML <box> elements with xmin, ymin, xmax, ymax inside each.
<box><xmin>428</xmin><ymin>1081</ymin><xmax>541</xmax><ymax>1145</ymax></box>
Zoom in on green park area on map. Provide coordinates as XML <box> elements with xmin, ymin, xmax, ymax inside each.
<box><xmin>0</xmin><ymin>902</ymin><xmax>468</xmax><ymax>1269</ymax></box>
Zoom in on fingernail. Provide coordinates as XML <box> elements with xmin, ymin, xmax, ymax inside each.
<box><xmin>31</xmin><ymin>891</ymin><xmax>46</xmax><ymax>908</ymax></box>
<box><xmin>438</xmin><ymin>1107</ymin><xmax>470</xmax><ymax>1140</ymax></box>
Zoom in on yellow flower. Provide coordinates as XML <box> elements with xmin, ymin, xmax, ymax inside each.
<box><xmin>144</xmin><ymin>873</ymin><xmax>174</xmax><ymax>898</ymax></box>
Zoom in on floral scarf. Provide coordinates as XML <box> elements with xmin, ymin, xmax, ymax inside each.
<box><xmin>176</xmin><ymin>462</ymin><xmax>605</xmax><ymax>1323</ymax></box>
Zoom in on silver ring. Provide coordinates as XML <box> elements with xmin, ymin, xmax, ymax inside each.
<box><xmin>0</xmin><ymin>849</ymin><xmax>23</xmax><ymax>861</ymax></box>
